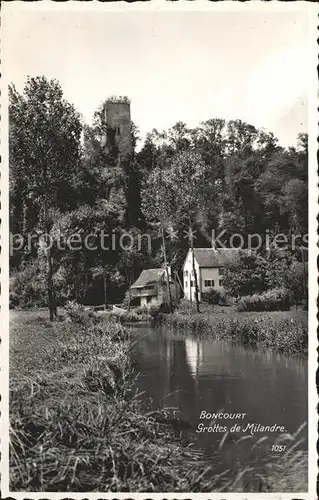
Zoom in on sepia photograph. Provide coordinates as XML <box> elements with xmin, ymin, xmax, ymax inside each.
<box><xmin>1</xmin><ymin>2</ymin><xmax>317</xmax><ymax>497</ymax></box>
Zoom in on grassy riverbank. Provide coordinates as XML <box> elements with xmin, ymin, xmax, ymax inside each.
<box><xmin>159</xmin><ymin>302</ymin><xmax>307</xmax><ymax>356</ymax></box>
<box><xmin>10</xmin><ymin>309</ymin><xmax>307</xmax><ymax>492</ymax></box>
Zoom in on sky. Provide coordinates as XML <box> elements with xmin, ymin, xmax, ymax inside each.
<box><xmin>3</xmin><ymin>6</ymin><xmax>309</xmax><ymax>148</ymax></box>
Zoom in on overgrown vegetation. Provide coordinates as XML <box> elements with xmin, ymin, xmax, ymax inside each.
<box><xmin>9</xmin><ymin>77</ymin><xmax>308</xmax><ymax>317</ymax></box>
<box><xmin>159</xmin><ymin>301</ymin><xmax>307</xmax><ymax>356</ymax></box>
<box><xmin>202</xmin><ymin>288</ymin><xmax>229</xmax><ymax>306</ymax></box>
<box><xmin>223</xmin><ymin>248</ymin><xmax>307</xmax><ymax>306</ymax></box>
<box><xmin>10</xmin><ymin>310</ymin><xmax>200</xmax><ymax>492</ymax></box>
<box><xmin>10</xmin><ymin>309</ymin><xmax>307</xmax><ymax>492</ymax></box>
<box><xmin>237</xmin><ymin>288</ymin><xmax>291</xmax><ymax>312</ymax></box>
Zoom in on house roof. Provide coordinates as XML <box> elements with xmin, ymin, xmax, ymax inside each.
<box><xmin>188</xmin><ymin>248</ymin><xmax>244</xmax><ymax>268</ymax></box>
<box><xmin>131</xmin><ymin>269</ymin><xmax>166</xmax><ymax>288</ymax></box>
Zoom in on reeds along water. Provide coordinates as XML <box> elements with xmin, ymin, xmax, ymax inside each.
<box><xmin>161</xmin><ymin>308</ymin><xmax>307</xmax><ymax>356</ymax></box>
<box><xmin>9</xmin><ymin>309</ymin><xmax>307</xmax><ymax>493</ymax></box>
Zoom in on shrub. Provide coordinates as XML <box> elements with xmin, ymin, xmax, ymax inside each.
<box><xmin>114</xmin><ymin>311</ymin><xmax>140</xmax><ymax>323</ymax></box>
<box><xmin>134</xmin><ymin>306</ymin><xmax>149</xmax><ymax>316</ymax></box>
<box><xmin>121</xmin><ymin>290</ymin><xmax>139</xmax><ymax>308</ymax></box>
<box><xmin>134</xmin><ymin>304</ymin><xmax>161</xmax><ymax>318</ymax></box>
<box><xmin>149</xmin><ymin>304</ymin><xmax>165</xmax><ymax>318</ymax></box>
<box><xmin>64</xmin><ymin>301</ymin><xmax>99</xmax><ymax>326</ymax></box>
<box><xmin>177</xmin><ymin>299</ymin><xmax>193</xmax><ymax>312</ymax></box>
<box><xmin>106</xmin><ymin>307</ymin><xmax>153</xmax><ymax>323</ymax></box>
<box><xmin>202</xmin><ymin>289</ymin><xmax>229</xmax><ymax>306</ymax></box>
<box><xmin>237</xmin><ymin>288</ymin><xmax>291</xmax><ymax>312</ymax></box>
<box><xmin>9</xmin><ymin>292</ymin><xmax>20</xmax><ymax>309</ymax></box>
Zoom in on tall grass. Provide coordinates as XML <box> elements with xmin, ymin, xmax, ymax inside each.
<box><xmin>10</xmin><ymin>309</ymin><xmax>307</xmax><ymax>492</ymax></box>
<box><xmin>212</xmin><ymin>422</ymin><xmax>307</xmax><ymax>492</ymax></box>
<box><xmin>9</xmin><ymin>313</ymin><xmax>212</xmax><ymax>492</ymax></box>
<box><xmin>159</xmin><ymin>304</ymin><xmax>307</xmax><ymax>356</ymax></box>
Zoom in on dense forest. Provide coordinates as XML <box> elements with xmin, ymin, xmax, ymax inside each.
<box><xmin>9</xmin><ymin>77</ymin><xmax>308</xmax><ymax>317</ymax></box>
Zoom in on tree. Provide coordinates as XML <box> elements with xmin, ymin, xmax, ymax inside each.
<box><xmin>9</xmin><ymin>77</ymin><xmax>82</xmax><ymax>320</ymax></box>
<box><xmin>285</xmin><ymin>260</ymin><xmax>308</xmax><ymax>305</ymax></box>
<box><xmin>223</xmin><ymin>252</ymin><xmax>268</xmax><ymax>297</ymax></box>
<box><xmin>51</xmin><ymin>201</ymin><xmax>125</xmax><ymax>305</ymax></box>
<box><xmin>166</xmin><ymin>121</ymin><xmax>191</xmax><ymax>152</ymax></box>
<box><xmin>142</xmin><ymin>167</ymin><xmax>175</xmax><ymax>312</ymax></box>
<box><xmin>262</xmin><ymin>246</ymin><xmax>293</xmax><ymax>290</ymax></box>
<box><xmin>281</xmin><ymin>179</ymin><xmax>308</xmax><ymax>234</ymax></box>
<box><xmin>226</xmin><ymin>120</ymin><xmax>258</xmax><ymax>156</ymax></box>
<box><xmin>117</xmin><ymin>228</ymin><xmax>153</xmax><ymax>310</ymax></box>
<box><xmin>165</xmin><ymin>150</ymin><xmax>213</xmax><ymax>312</ymax></box>
<box><xmin>92</xmin><ymin>265</ymin><xmax>114</xmax><ymax>310</ymax></box>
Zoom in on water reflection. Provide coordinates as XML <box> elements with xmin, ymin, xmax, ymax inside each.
<box><xmin>131</xmin><ymin>324</ymin><xmax>307</xmax><ymax>466</ymax></box>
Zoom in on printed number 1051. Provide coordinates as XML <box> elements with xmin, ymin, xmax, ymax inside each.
<box><xmin>271</xmin><ymin>445</ymin><xmax>287</xmax><ymax>452</ymax></box>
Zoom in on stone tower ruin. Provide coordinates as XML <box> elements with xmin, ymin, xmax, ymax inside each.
<box><xmin>105</xmin><ymin>98</ymin><xmax>132</xmax><ymax>160</ymax></box>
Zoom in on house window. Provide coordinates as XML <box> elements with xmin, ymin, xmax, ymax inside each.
<box><xmin>190</xmin><ymin>280</ymin><xmax>194</xmax><ymax>287</ymax></box>
<box><xmin>219</xmin><ymin>280</ymin><xmax>224</xmax><ymax>287</ymax></box>
<box><xmin>204</xmin><ymin>279</ymin><xmax>214</xmax><ymax>287</ymax></box>
<box><xmin>147</xmin><ymin>296</ymin><xmax>152</xmax><ymax>303</ymax></box>
<box><xmin>219</xmin><ymin>267</ymin><xmax>224</xmax><ymax>275</ymax></box>
<box><xmin>185</xmin><ymin>281</ymin><xmax>188</xmax><ymax>288</ymax></box>
<box><xmin>184</xmin><ymin>270</ymin><xmax>188</xmax><ymax>277</ymax></box>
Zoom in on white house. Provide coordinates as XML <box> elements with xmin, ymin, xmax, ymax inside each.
<box><xmin>183</xmin><ymin>248</ymin><xmax>242</xmax><ymax>302</ymax></box>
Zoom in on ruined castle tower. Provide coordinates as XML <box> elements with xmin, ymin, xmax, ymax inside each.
<box><xmin>105</xmin><ymin>99</ymin><xmax>132</xmax><ymax>160</ymax></box>
<box><xmin>100</xmin><ymin>98</ymin><xmax>133</xmax><ymax>211</ymax></box>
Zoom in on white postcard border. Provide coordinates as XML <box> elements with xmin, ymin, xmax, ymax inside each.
<box><xmin>1</xmin><ymin>2</ymin><xmax>318</xmax><ymax>498</ymax></box>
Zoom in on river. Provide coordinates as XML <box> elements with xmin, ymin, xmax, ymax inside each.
<box><xmin>130</xmin><ymin>322</ymin><xmax>308</xmax><ymax>471</ymax></box>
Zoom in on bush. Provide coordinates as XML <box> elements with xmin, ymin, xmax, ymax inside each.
<box><xmin>151</xmin><ymin>304</ymin><xmax>170</xmax><ymax>317</ymax></box>
<box><xmin>106</xmin><ymin>307</ymin><xmax>153</xmax><ymax>323</ymax></box>
<box><xmin>237</xmin><ymin>288</ymin><xmax>291</xmax><ymax>312</ymax></box>
<box><xmin>121</xmin><ymin>290</ymin><xmax>139</xmax><ymax>308</ymax></box>
<box><xmin>109</xmin><ymin>310</ymin><xmax>140</xmax><ymax>323</ymax></box>
<box><xmin>65</xmin><ymin>301</ymin><xmax>99</xmax><ymax>326</ymax></box>
<box><xmin>134</xmin><ymin>306</ymin><xmax>149</xmax><ymax>316</ymax></box>
<box><xmin>9</xmin><ymin>292</ymin><xmax>20</xmax><ymax>309</ymax></box>
<box><xmin>177</xmin><ymin>299</ymin><xmax>193</xmax><ymax>312</ymax></box>
<box><xmin>202</xmin><ymin>289</ymin><xmax>229</xmax><ymax>306</ymax></box>
<box><xmin>134</xmin><ymin>304</ymin><xmax>161</xmax><ymax>318</ymax></box>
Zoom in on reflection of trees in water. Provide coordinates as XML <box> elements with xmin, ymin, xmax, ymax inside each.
<box><xmin>184</xmin><ymin>336</ymin><xmax>307</xmax><ymax>380</ymax></box>
<box><xmin>133</xmin><ymin>326</ymin><xmax>307</xmax><ymax>448</ymax></box>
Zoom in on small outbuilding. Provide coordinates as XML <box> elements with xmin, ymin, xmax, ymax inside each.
<box><xmin>130</xmin><ymin>268</ymin><xmax>180</xmax><ymax>308</ymax></box>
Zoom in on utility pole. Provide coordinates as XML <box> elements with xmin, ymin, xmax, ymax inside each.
<box><xmin>189</xmin><ymin>214</ymin><xmax>200</xmax><ymax>313</ymax></box>
<box><xmin>161</xmin><ymin>221</ymin><xmax>173</xmax><ymax>313</ymax></box>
